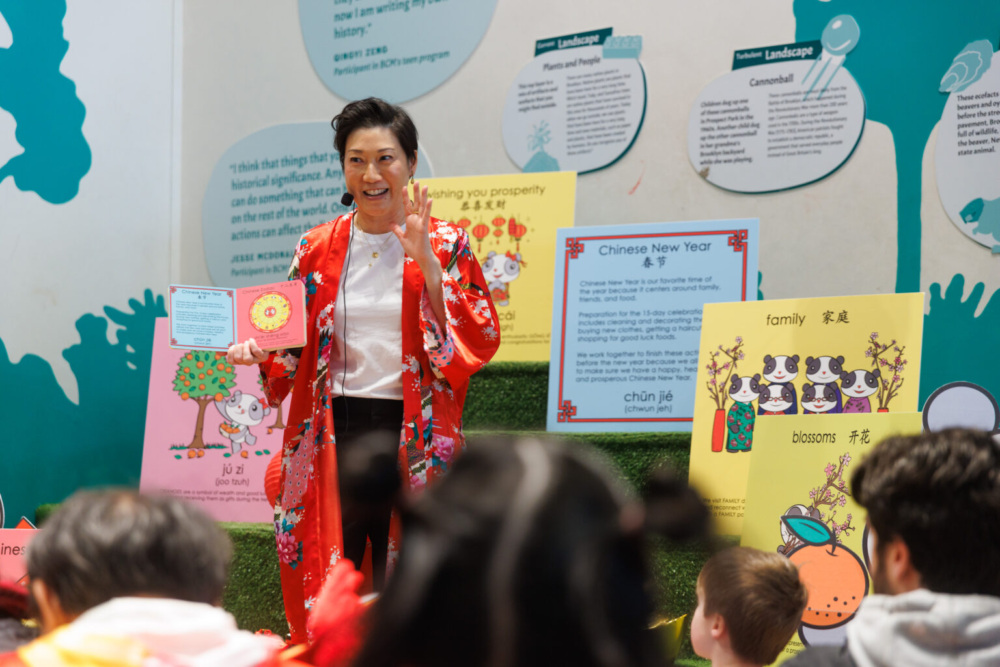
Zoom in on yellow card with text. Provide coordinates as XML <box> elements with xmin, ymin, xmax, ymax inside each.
<box><xmin>688</xmin><ymin>293</ymin><xmax>924</xmax><ymax>535</ymax></box>
<box><xmin>741</xmin><ymin>412</ymin><xmax>923</xmax><ymax>661</ymax></box>
<box><xmin>424</xmin><ymin>172</ymin><xmax>576</xmax><ymax>361</ymax></box>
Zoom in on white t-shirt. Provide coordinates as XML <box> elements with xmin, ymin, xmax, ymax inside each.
<box><xmin>330</xmin><ymin>223</ymin><xmax>405</xmax><ymax>399</ymax></box>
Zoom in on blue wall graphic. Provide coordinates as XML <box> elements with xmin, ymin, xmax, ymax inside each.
<box><xmin>0</xmin><ymin>0</ymin><xmax>90</xmax><ymax>203</ymax></box>
<box><xmin>794</xmin><ymin>0</ymin><xmax>1000</xmax><ymax>404</ymax></box>
<box><xmin>0</xmin><ymin>292</ymin><xmax>164</xmax><ymax>525</ymax></box>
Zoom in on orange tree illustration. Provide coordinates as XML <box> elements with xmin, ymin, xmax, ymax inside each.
<box><xmin>172</xmin><ymin>350</ymin><xmax>237</xmax><ymax>450</ymax></box>
<box><xmin>865</xmin><ymin>332</ymin><xmax>908</xmax><ymax>410</ymax></box>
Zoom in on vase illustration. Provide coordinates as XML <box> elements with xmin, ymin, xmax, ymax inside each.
<box><xmin>712</xmin><ymin>409</ymin><xmax>727</xmax><ymax>452</ymax></box>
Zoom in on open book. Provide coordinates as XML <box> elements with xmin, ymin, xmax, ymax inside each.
<box><xmin>168</xmin><ymin>280</ymin><xmax>306</xmax><ymax>351</ymax></box>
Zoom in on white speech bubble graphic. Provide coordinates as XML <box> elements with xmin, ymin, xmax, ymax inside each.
<box><xmin>935</xmin><ymin>50</ymin><xmax>1000</xmax><ymax>253</ymax></box>
<box><xmin>502</xmin><ymin>45</ymin><xmax>647</xmax><ymax>175</ymax></box>
<box><xmin>688</xmin><ymin>60</ymin><xmax>865</xmax><ymax>193</ymax></box>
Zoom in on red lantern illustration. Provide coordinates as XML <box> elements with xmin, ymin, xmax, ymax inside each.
<box><xmin>457</xmin><ymin>217</ymin><xmax>471</xmax><ymax>229</ymax></box>
<box><xmin>508</xmin><ymin>217</ymin><xmax>527</xmax><ymax>251</ymax></box>
<box><xmin>473</xmin><ymin>223</ymin><xmax>490</xmax><ymax>252</ymax></box>
<box><xmin>491</xmin><ymin>215</ymin><xmax>506</xmax><ymax>228</ymax></box>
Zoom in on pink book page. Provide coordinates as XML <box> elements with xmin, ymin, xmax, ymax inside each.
<box><xmin>234</xmin><ymin>280</ymin><xmax>307</xmax><ymax>351</ymax></box>
<box><xmin>0</xmin><ymin>528</ymin><xmax>36</xmax><ymax>585</ymax></box>
<box><xmin>140</xmin><ymin>318</ymin><xmax>290</xmax><ymax>523</ymax></box>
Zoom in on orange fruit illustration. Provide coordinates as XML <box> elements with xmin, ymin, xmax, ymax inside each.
<box><xmin>789</xmin><ymin>543</ymin><xmax>868</xmax><ymax>628</ymax></box>
<box><xmin>181</xmin><ymin>392</ymin><xmax>189</xmax><ymax>400</ymax></box>
<box><xmin>199</xmin><ymin>384</ymin><xmax>206</xmax><ymax>390</ymax></box>
<box><xmin>196</xmin><ymin>361</ymin><xmax>205</xmax><ymax>369</ymax></box>
<box><xmin>215</xmin><ymin>393</ymin><xmax>224</xmax><ymax>401</ymax></box>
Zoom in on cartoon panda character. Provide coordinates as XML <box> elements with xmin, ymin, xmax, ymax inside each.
<box><xmin>758</xmin><ymin>383</ymin><xmax>795</xmax><ymax>416</ymax></box>
<box><xmin>481</xmin><ymin>250</ymin><xmax>525</xmax><ymax>307</ymax></box>
<box><xmin>216</xmin><ymin>390</ymin><xmax>271</xmax><ymax>458</ymax></box>
<box><xmin>805</xmin><ymin>355</ymin><xmax>845</xmax><ymax>413</ymax></box>
<box><xmin>801</xmin><ymin>382</ymin><xmax>840</xmax><ymax>415</ymax></box>
<box><xmin>761</xmin><ymin>354</ymin><xmax>800</xmax><ymax>414</ymax></box>
<box><xmin>840</xmin><ymin>369</ymin><xmax>881</xmax><ymax>413</ymax></box>
<box><xmin>726</xmin><ymin>374</ymin><xmax>760</xmax><ymax>452</ymax></box>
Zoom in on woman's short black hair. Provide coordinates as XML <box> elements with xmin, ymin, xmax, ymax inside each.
<box><xmin>331</xmin><ymin>97</ymin><xmax>418</xmax><ymax>168</ymax></box>
<box><xmin>27</xmin><ymin>489</ymin><xmax>232</xmax><ymax>614</ymax></box>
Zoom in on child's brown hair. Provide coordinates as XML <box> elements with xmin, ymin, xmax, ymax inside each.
<box><xmin>699</xmin><ymin>547</ymin><xmax>808</xmax><ymax>664</ymax></box>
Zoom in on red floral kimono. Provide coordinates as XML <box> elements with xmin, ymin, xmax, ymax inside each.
<box><xmin>259</xmin><ymin>213</ymin><xmax>500</xmax><ymax>643</ymax></box>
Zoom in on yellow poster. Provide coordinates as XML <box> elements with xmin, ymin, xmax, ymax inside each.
<box><xmin>424</xmin><ymin>172</ymin><xmax>576</xmax><ymax>361</ymax></box>
<box><xmin>741</xmin><ymin>412</ymin><xmax>923</xmax><ymax>661</ymax></box>
<box><xmin>688</xmin><ymin>292</ymin><xmax>924</xmax><ymax>536</ymax></box>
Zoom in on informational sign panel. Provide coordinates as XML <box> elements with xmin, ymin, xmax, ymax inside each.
<box><xmin>425</xmin><ymin>172</ymin><xmax>576</xmax><ymax>361</ymax></box>
<box><xmin>503</xmin><ymin>28</ymin><xmax>646</xmax><ymax>174</ymax></box>
<box><xmin>688</xmin><ymin>17</ymin><xmax>866</xmax><ymax>193</ymax></box>
<box><xmin>140</xmin><ymin>319</ymin><xmax>290</xmax><ymax>522</ymax></box>
<box><xmin>688</xmin><ymin>293</ymin><xmax>924</xmax><ymax>536</ymax></box>
<box><xmin>547</xmin><ymin>219</ymin><xmax>759</xmax><ymax>432</ymax></box>
<box><xmin>298</xmin><ymin>0</ymin><xmax>498</xmax><ymax>103</ymax></box>
<box><xmin>202</xmin><ymin>122</ymin><xmax>432</xmax><ymax>288</ymax></box>
<box><xmin>934</xmin><ymin>40</ymin><xmax>1000</xmax><ymax>253</ymax></box>
<box><xmin>742</xmin><ymin>412</ymin><xmax>922</xmax><ymax>655</ymax></box>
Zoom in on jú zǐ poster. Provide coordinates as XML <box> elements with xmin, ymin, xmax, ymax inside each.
<box><xmin>688</xmin><ymin>292</ymin><xmax>924</xmax><ymax>535</ymax></box>
<box><xmin>741</xmin><ymin>412</ymin><xmax>922</xmax><ymax>658</ymax></box>
<box><xmin>140</xmin><ymin>318</ymin><xmax>288</xmax><ymax>522</ymax></box>
<box><xmin>424</xmin><ymin>172</ymin><xmax>576</xmax><ymax>361</ymax></box>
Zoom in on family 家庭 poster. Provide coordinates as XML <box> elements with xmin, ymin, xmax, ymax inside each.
<box><xmin>688</xmin><ymin>292</ymin><xmax>924</xmax><ymax>535</ymax></box>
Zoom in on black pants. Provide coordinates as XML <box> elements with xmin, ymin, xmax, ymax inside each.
<box><xmin>331</xmin><ymin>395</ymin><xmax>403</xmax><ymax>591</ymax></box>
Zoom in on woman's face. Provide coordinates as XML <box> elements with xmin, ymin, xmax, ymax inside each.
<box><xmin>343</xmin><ymin>126</ymin><xmax>415</xmax><ymax>227</ymax></box>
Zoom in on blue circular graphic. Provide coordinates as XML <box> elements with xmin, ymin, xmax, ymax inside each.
<box><xmin>299</xmin><ymin>0</ymin><xmax>497</xmax><ymax>103</ymax></box>
<box><xmin>821</xmin><ymin>15</ymin><xmax>860</xmax><ymax>56</ymax></box>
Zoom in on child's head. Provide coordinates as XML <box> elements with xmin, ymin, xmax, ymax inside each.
<box><xmin>692</xmin><ymin>547</ymin><xmax>807</xmax><ymax>665</ymax></box>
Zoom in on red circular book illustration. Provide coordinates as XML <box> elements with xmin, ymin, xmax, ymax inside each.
<box><xmin>249</xmin><ymin>292</ymin><xmax>292</xmax><ymax>333</ymax></box>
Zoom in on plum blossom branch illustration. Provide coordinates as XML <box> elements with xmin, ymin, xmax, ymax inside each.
<box><xmin>808</xmin><ymin>452</ymin><xmax>855</xmax><ymax>542</ymax></box>
<box><xmin>705</xmin><ymin>337</ymin><xmax>745</xmax><ymax>410</ymax></box>
<box><xmin>865</xmin><ymin>332</ymin><xmax>908</xmax><ymax>409</ymax></box>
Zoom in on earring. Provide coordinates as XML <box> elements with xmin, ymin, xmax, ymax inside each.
<box><xmin>409</xmin><ymin>175</ymin><xmax>414</xmax><ymax>185</ymax></box>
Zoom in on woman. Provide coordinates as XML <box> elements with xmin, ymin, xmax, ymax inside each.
<box><xmin>228</xmin><ymin>98</ymin><xmax>500</xmax><ymax>643</ymax></box>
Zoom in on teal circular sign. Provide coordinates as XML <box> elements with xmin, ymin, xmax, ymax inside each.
<box><xmin>299</xmin><ymin>0</ymin><xmax>497</xmax><ymax>103</ymax></box>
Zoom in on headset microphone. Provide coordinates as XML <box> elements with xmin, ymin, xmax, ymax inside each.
<box><xmin>341</xmin><ymin>192</ymin><xmax>355</xmax><ymax>207</ymax></box>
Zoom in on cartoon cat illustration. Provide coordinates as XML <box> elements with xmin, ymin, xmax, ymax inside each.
<box><xmin>481</xmin><ymin>251</ymin><xmax>524</xmax><ymax>307</ymax></box>
<box><xmin>216</xmin><ymin>390</ymin><xmax>270</xmax><ymax>458</ymax></box>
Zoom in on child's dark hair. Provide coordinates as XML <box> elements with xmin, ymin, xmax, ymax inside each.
<box><xmin>699</xmin><ymin>547</ymin><xmax>807</xmax><ymax>664</ymax></box>
<box><xmin>352</xmin><ymin>436</ymin><xmax>675</xmax><ymax>667</ymax></box>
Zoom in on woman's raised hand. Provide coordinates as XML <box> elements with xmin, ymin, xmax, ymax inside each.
<box><xmin>394</xmin><ymin>180</ymin><xmax>435</xmax><ymax>267</ymax></box>
<box><xmin>227</xmin><ymin>338</ymin><xmax>269</xmax><ymax>365</ymax></box>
